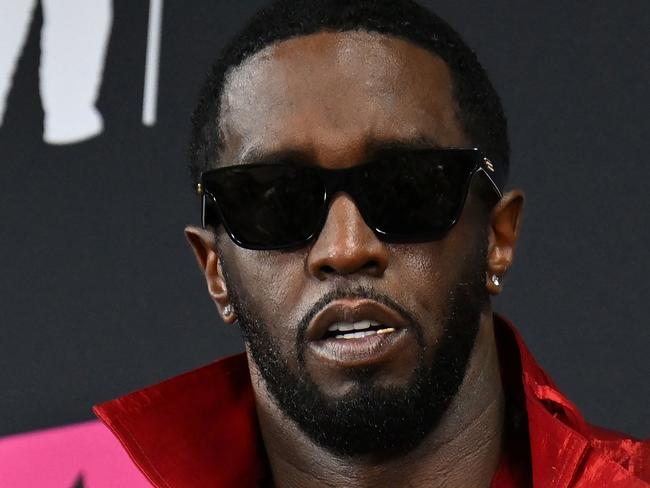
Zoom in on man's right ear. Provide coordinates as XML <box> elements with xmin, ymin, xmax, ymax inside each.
<box><xmin>184</xmin><ymin>226</ymin><xmax>236</xmax><ymax>324</ymax></box>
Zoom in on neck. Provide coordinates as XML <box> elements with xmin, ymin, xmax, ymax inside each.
<box><xmin>249</xmin><ymin>312</ymin><xmax>505</xmax><ymax>488</ymax></box>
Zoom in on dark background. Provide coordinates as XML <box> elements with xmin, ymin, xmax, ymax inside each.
<box><xmin>1</xmin><ymin>0</ymin><xmax>648</xmax><ymax>439</ymax></box>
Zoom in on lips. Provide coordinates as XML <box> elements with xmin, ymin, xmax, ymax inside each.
<box><xmin>306</xmin><ymin>299</ymin><xmax>409</xmax><ymax>342</ymax></box>
<box><xmin>305</xmin><ymin>299</ymin><xmax>412</xmax><ymax>367</ymax></box>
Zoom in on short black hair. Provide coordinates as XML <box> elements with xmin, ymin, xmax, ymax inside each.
<box><xmin>190</xmin><ymin>0</ymin><xmax>509</xmax><ymax>188</ymax></box>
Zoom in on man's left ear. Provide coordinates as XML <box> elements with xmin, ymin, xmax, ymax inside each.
<box><xmin>486</xmin><ymin>190</ymin><xmax>524</xmax><ymax>295</ymax></box>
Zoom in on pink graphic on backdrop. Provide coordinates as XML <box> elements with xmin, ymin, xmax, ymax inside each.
<box><xmin>0</xmin><ymin>420</ymin><xmax>151</xmax><ymax>487</ymax></box>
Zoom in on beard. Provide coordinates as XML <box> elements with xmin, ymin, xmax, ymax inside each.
<box><xmin>222</xmin><ymin>251</ymin><xmax>489</xmax><ymax>458</ymax></box>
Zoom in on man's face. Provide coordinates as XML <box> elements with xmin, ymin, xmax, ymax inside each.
<box><xmin>212</xmin><ymin>31</ymin><xmax>493</xmax><ymax>455</ymax></box>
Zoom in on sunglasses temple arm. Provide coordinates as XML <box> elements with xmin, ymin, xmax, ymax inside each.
<box><xmin>201</xmin><ymin>194</ymin><xmax>207</xmax><ymax>228</ymax></box>
<box><xmin>476</xmin><ymin>167</ymin><xmax>503</xmax><ymax>199</ymax></box>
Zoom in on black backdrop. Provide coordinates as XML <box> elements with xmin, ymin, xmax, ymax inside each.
<box><xmin>1</xmin><ymin>0</ymin><xmax>648</xmax><ymax>440</ymax></box>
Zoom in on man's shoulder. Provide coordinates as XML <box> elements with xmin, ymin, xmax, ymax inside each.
<box><xmin>93</xmin><ymin>353</ymin><xmax>270</xmax><ymax>487</ymax></box>
<box><xmin>496</xmin><ymin>315</ymin><xmax>650</xmax><ymax>486</ymax></box>
<box><xmin>580</xmin><ymin>421</ymin><xmax>650</xmax><ymax>485</ymax></box>
<box><xmin>525</xmin><ymin>393</ymin><xmax>650</xmax><ymax>487</ymax></box>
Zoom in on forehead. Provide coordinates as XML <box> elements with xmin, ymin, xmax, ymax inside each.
<box><xmin>219</xmin><ymin>31</ymin><xmax>469</xmax><ymax>166</ymax></box>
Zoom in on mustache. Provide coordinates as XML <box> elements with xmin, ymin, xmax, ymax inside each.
<box><xmin>295</xmin><ymin>286</ymin><xmax>420</xmax><ymax>344</ymax></box>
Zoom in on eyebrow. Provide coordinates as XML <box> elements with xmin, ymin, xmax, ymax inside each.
<box><xmin>237</xmin><ymin>135</ymin><xmax>446</xmax><ymax>167</ymax></box>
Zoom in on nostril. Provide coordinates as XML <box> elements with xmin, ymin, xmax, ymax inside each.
<box><xmin>320</xmin><ymin>264</ymin><xmax>336</xmax><ymax>275</ymax></box>
<box><xmin>362</xmin><ymin>260</ymin><xmax>382</xmax><ymax>275</ymax></box>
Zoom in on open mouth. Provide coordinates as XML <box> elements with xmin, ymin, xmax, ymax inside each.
<box><xmin>305</xmin><ymin>299</ymin><xmax>411</xmax><ymax>366</ymax></box>
<box><xmin>306</xmin><ymin>299</ymin><xmax>408</xmax><ymax>342</ymax></box>
<box><xmin>323</xmin><ymin>320</ymin><xmax>396</xmax><ymax>340</ymax></box>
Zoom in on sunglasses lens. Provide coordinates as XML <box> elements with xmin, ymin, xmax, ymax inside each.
<box><xmin>354</xmin><ymin>152</ymin><xmax>474</xmax><ymax>238</ymax></box>
<box><xmin>204</xmin><ymin>165</ymin><xmax>325</xmax><ymax>249</ymax></box>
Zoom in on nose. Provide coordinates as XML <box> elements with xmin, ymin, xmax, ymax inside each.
<box><xmin>307</xmin><ymin>193</ymin><xmax>389</xmax><ymax>280</ymax></box>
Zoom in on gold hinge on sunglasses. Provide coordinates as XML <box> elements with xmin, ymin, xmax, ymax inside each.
<box><xmin>483</xmin><ymin>158</ymin><xmax>495</xmax><ymax>172</ymax></box>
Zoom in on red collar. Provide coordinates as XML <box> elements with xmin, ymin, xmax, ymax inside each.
<box><xmin>94</xmin><ymin>316</ymin><xmax>650</xmax><ymax>488</ymax></box>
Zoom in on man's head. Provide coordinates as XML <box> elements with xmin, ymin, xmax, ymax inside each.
<box><xmin>189</xmin><ymin>0</ymin><xmax>510</xmax><ymax>185</ymax></box>
<box><xmin>186</xmin><ymin>0</ymin><xmax>523</xmax><ymax>458</ymax></box>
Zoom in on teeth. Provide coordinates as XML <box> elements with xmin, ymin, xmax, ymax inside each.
<box><xmin>333</xmin><ymin>328</ymin><xmax>396</xmax><ymax>340</ymax></box>
<box><xmin>327</xmin><ymin>320</ymin><xmax>380</xmax><ymax>332</ymax></box>
<box><xmin>354</xmin><ymin>320</ymin><xmax>376</xmax><ymax>330</ymax></box>
<box><xmin>335</xmin><ymin>330</ymin><xmax>377</xmax><ymax>339</ymax></box>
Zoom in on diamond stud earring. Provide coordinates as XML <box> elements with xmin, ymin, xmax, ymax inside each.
<box><xmin>491</xmin><ymin>274</ymin><xmax>501</xmax><ymax>286</ymax></box>
<box><xmin>223</xmin><ymin>304</ymin><xmax>234</xmax><ymax>317</ymax></box>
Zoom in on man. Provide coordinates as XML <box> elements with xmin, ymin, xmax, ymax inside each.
<box><xmin>94</xmin><ymin>1</ymin><xmax>650</xmax><ymax>486</ymax></box>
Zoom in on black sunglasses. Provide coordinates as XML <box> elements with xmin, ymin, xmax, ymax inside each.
<box><xmin>198</xmin><ymin>148</ymin><xmax>504</xmax><ymax>250</ymax></box>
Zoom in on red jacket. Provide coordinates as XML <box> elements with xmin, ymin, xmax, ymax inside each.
<box><xmin>94</xmin><ymin>316</ymin><xmax>650</xmax><ymax>487</ymax></box>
